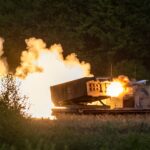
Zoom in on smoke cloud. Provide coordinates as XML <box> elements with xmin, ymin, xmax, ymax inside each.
<box><xmin>16</xmin><ymin>37</ymin><xmax>91</xmax><ymax>79</ymax></box>
<box><xmin>14</xmin><ymin>37</ymin><xmax>92</xmax><ymax>117</ymax></box>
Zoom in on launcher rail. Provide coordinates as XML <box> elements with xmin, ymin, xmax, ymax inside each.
<box><xmin>52</xmin><ymin>107</ymin><xmax>150</xmax><ymax>115</ymax></box>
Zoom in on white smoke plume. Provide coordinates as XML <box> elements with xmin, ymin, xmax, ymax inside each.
<box><xmin>16</xmin><ymin>37</ymin><xmax>91</xmax><ymax>80</ymax></box>
<box><xmin>15</xmin><ymin>37</ymin><xmax>92</xmax><ymax>117</ymax></box>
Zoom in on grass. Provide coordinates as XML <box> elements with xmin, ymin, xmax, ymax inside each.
<box><xmin>1</xmin><ymin>114</ymin><xmax>150</xmax><ymax>150</ymax></box>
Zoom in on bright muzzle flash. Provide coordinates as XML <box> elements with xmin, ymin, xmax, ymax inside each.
<box><xmin>106</xmin><ymin>81</ymin><xmax>124</xmax><ymax>97</ymax></box>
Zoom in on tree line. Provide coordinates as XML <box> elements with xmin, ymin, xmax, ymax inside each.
<box><xmin>0</xmin><ymin>0</ymin><xmax>150</xmax><ymax>79</ymax></box>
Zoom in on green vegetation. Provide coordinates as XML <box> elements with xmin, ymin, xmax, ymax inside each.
<box><xmin>0</xmin><ymin>74</ymin><xmax>28</xmax><ymax>148</ymax></box>
<box><xmin>1</xmin><ymin>115</ymin><xmax>150</xmax><ymax>150</ymax></box>
<box><xmin>0</xmin><ymin>0</ymin><xmax>150</xmax><ymax>79</ymax></box>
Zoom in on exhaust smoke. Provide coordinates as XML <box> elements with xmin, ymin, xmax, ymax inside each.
<box><xmin>0</xmin><ymin>37</ymin><xmax>91</xmax><ymax>118</ymax></box>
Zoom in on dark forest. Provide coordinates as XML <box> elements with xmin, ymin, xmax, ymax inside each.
<box><xmin>0</xmin><ymin>0</ymin><xmax>150</xmax><ymax>79</ymax></box>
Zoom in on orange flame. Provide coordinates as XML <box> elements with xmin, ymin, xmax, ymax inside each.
<box><xmin>106</xmin><ymin>81</ymin><xmax>124</xmax><ymax>97</ymax></box>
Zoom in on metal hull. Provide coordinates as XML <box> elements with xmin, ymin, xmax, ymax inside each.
<box><xmin>50</xmin><ymin>77</ymin><xmax>94</xmax><ymax>106</ymax></box>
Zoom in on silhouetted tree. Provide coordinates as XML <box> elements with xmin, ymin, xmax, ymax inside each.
<box><xmin>0</xmin><ymin>74</ymin><xmax>27</xmax><ymax>117</ymax></box>
<box><xmin>0</xmin><ymin>74</ymin><xmax>28</xmax><ymax>146</ymax></box>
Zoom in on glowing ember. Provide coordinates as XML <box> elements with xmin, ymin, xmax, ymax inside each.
<box><xmin>106</xmin><ymin>81</ymin><xmax>124</xmax><ymax>97</ymax></box>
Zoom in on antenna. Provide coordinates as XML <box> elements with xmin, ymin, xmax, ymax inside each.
<box><xmin>134</xmin><ymin>64</ymin><xmax>137</xmax><ymax>79</ymax></box>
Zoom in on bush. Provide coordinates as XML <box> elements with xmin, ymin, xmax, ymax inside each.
<box><xmin>0</xmin><ymin>74</ymin><xmax>28</xmax><ymax>147</ymax></box>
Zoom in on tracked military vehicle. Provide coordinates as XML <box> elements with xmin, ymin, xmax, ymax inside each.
<box><xmin>50</xmin><ymin>76</ymin><xmax>150</xmax><ymax>115</ymax></box>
